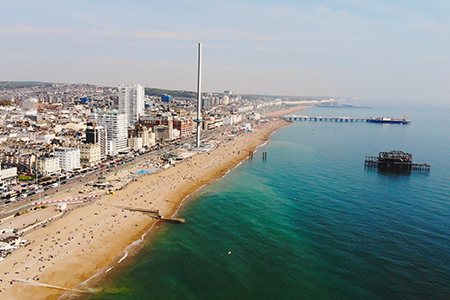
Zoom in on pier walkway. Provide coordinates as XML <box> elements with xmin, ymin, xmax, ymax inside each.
<box><xmin>284</xmin><ymin>115</ymin><xmax>411</xmax><ymax>124</ymax></box>
<box><xmin>284</xmin><ymin>115</ymin><xmax>368</xmax><ymax>122</ymax></box>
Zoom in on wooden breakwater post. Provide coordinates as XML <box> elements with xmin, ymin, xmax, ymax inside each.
<box><xmin>160</xmin><ymin>216</ymin><xmax>186</xmax><ymax>223</ymax></box>
<box><xmin>12</xmin><ymin>278</ymin><xmax>91</xmax><ymax>294</ymax></box>
<box><xmin>262</xmin><ymin>152</ymin><xmax>267</xmax><ymax>161</ymax></box>
<box><xmin>114</xmin><ymin>206</ymin><xmax>186</xmax><ymax>223</ymax></box>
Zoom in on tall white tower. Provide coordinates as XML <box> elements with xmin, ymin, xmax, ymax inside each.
<box><xmin>195</xmin><ymin>43</ymin><xmax>203</xmax><ymax>148</ymax></box>
<box><xmin>118</xmin><ymin>84</ymin><xmax>144</xmax><ymax>126</ymax></box>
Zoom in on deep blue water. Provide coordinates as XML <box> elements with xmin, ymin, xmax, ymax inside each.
<box><xmin>86</xmin><ymin>102</ymin><xmax>450</xmax><ymax>300</ymax></box>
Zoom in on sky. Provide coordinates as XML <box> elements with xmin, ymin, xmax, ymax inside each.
<box><xmin>1</xmin><ymin>0</ymin><xmax>449</xmax><ymax>103</ymax></box>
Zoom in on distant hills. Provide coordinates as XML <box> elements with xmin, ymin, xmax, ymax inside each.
<box><xmin>0</xmin><ymin>81</ymin><xmax>51</xmax><ymax>89</ymax></box>
<box><xmin>144</xmin><ymin>87</ymin><xmax>197</xmax><ymax>99</ymax></box>
<box><xmin>0</xmin><ymin>81</ymin><xmax>343</xmax><ymax>102</ymax></box>
<box><xmin>0</xmin><ymin>81</ymin><xmax>198</xmax><ymax>99</ymax></box>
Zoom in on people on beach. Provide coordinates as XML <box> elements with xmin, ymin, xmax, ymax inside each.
<box><xmin>0</xmin><ymin>119</ymin><xmax>288</xmax><ymax>298</ymax></box>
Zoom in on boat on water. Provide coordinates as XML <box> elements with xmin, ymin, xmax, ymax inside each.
<box><xmin>366</xmin><ymin>115</ymin><xmax>410</xmax><ymax>124</ymax></box>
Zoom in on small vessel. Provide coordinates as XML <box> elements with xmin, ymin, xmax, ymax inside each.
<box><xmin>366</xmin><ymin>115</ymin><xmax>410</xmax><ymax>124</ymax></box>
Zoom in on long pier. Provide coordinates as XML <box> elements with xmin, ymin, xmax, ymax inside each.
<box><xmin>284</xmin><ymin>115</ymin><xmax>412</xmax><ymax>124</ymax></box>
<box><xmin>285</xmin><ymin>115</ymin><xmax>368</xmax><ymax>122</ymax></box>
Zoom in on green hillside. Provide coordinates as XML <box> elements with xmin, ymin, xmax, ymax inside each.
<box><xmin>145</xmin><ymin>87</ymin><xmax>196</xmax><ymax>99</ymax></box>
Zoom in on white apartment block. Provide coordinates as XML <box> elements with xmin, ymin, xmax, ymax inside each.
<box><xmin>35</xmin><ymin>156</ymin><xmax>61</xmax><ymax>176</ymax></box>
<box><xmin>223</xmin><ymin>114</ymin><xmax>243</xmax><ymax>126</ymax></box>
<box><xmin>146</xmin><ymin>131</ymin><xmax>156</xmax><ymax>147</ymax></box>
<box><xmin>0</xmin><ymin>166</ymin><xmax>17</xmax><ymax>187</ymax></box>
<box><xmin>79</xmin><ymin>143</ymin><xmax>101</xmax><ymax>167</ymax></box>
<box><xmin>54</xmin><ymin>147</ymin><xmax>81</xmax><ymax>171</ymax></box>
<box><xmin>119</xmin><ymin>84</ymin><xmax>144</xmax><ymax>126</ymax></box>
<box><xmin>128</xmin><ymin>137</ymin><xmax>143</xmax><ymax>151</ymax></box>
<box><xmin>91</xmin><ymin>112</ymin><xmax>128</xmax><ymax>156</ymax></box>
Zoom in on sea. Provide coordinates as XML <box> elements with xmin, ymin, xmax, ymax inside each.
<box><xmin>83</xmin><ymin>100</ymin><xmax>450</xmax><ymax>300</ymax></box>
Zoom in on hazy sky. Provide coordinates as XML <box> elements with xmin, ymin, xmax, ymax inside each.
<box><xmin>1</xmin><ymin>0</ymin><xmax>449</xmax><ymax>103</ymax></box>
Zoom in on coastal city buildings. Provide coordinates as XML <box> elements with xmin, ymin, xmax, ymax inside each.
<box><xmin>53</xmin><ymin>147</ymin><xmax>81</xmax><ymax>171</ymax></box>
<box><xmin>35</xmin><ymin>155</ymin><xmax>60</xmax><ymax>176</ymax></box>
<box><xmin>79</xmin><ymin>142</ymin><xmax>101</xmax><ymax>167</ymax></box>
<box><xmin>0</xmin><ymin>165</ymin><xmax>17</xmax><ymax>188</ymax></box>
<box><xmin>139</xmin><ymin>114</ymin><xmax>175</xmax><ymax>142</ymax></box>
<box><xmin>0</xmin><ymin>152</ymin><xmax>35</xmax><ymax>174</ymax></box>
<box><xmin>91</xmin><ymin>111</ymin><xmax>128</xmax><ymax>156</ymax></box>
<box><xmin>173</xmin><ymin>118</ymin><xmax>195</xmax><ymax>138</ymax></box>
<box><xmin>0</xmin><ymin>81</ymin><xmax>324</xmax><ymax>271</ymax></box>
<box><xmin>86</xmin><ymin>122</ymin><xmax>107</xmax><ymax>158</ymax></box>
<box><xmin>128</xmin><ymin>124</ymin><xmax>156</xmax><ymax>149</ymax></box>
<box><xmin>0</xmin><ymin>81</ymin><xmax>319</xmax><ymax>209</ymax></box>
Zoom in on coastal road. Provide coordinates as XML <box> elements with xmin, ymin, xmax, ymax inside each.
<box><xmin>0</xmin><ymin>127</ymin><xmax>234</xmax><ymax>219</ymax></box>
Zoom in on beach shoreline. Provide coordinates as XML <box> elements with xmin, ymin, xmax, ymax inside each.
<box><xmin>0</xmin><ymin>107</ymin><xmax>307</xmax><ymax>299</ymax></box>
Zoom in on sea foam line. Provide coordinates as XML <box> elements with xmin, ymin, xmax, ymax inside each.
<box><xmin>59</xmin><ymin>220</ymin><xmax>159</xmax><ymax>299</ymax></box>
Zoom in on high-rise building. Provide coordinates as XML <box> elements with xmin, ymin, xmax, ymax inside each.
<box><xmin>119</xmin><ymin>84</ymin><xmax>144</xmax><ymax>126</ymax></box>
<box><xmin>91</xmin><ymin>111</ymin><xmax>128</xmax><ymax>156</ymax></box>
<box><xmin>86</xmin><ymin>122</ymin><xmax>107</xmax><ymax>158</ymax></box>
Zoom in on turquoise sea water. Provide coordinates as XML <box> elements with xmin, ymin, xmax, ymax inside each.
<box><xmin>85</xmin><ymin>102</ymin><xmax>450</xmax><ymax>300</ymax></box>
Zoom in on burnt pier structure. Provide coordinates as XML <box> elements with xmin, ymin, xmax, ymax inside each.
<box><xmin>365</xmin><ymin>150</ymin><xmax>430</xmax><ymax>173</ymax></box>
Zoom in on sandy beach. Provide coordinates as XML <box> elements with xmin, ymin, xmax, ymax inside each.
<box><xmin>0</xmin><ymin>108</ymin><xmax>306</xmax><ymax>299</ymax></box>
<box><xmin>263</xmin><ymin>105</ymin><xmax>309</xmax><ymax>117</ymax></box>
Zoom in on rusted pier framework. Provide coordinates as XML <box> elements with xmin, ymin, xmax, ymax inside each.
<box><xmin>365</xmin><ymin>150</ymin><xmax>430</xmax><ymax>172</ymax></box>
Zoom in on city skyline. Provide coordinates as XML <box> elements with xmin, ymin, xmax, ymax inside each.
<box><xmin>1</xmin><ymin>0</ymin><xmax>449</xmax><ymax>105</ymax></box>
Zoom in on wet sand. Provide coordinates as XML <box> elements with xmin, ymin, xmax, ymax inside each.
<box><xmin>0</xmin><ymin>108</ymin><xmax>306</xmax><ymax>299</ymax></box>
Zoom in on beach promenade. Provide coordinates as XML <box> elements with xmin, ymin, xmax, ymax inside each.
<box><xmin>0</xmin><ymin>106</ymin><xmax>306</xmax><ymax>299</ymax></box>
